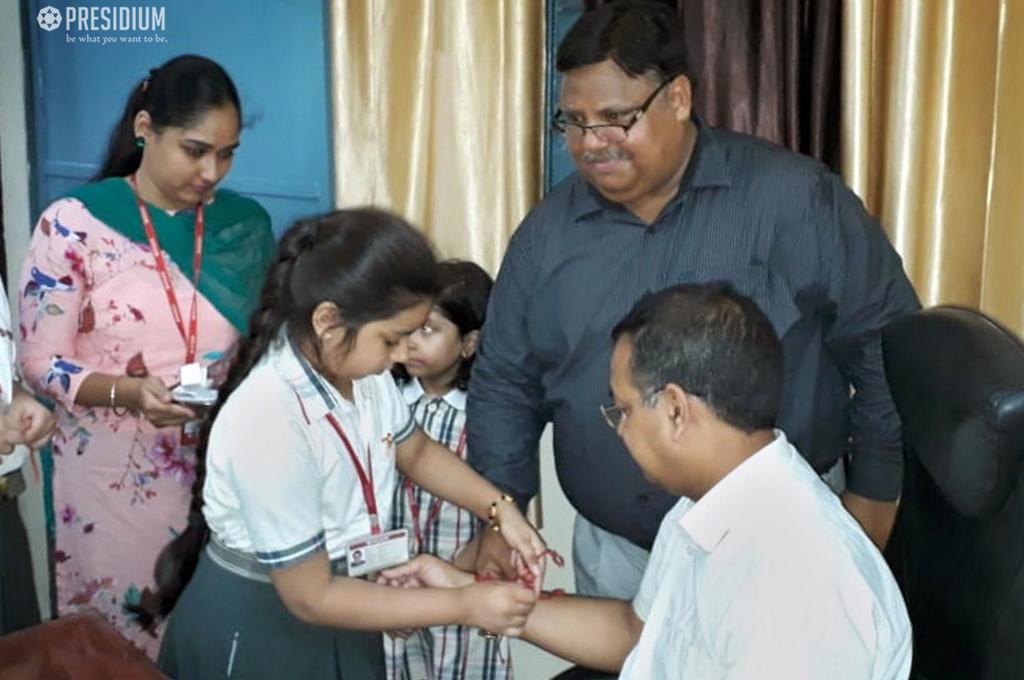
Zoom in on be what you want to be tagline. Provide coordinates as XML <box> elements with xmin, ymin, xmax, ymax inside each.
<box><xmin>37</xmin><ymin>5</ymin><xmax>169</xmax><ymax>44</ymax></box>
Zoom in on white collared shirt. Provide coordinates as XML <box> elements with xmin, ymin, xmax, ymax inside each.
<box><xmin>391</xmin><ymin>378</ymin><xmax>474</xmax><ymax>559</ymax></box>
<box><xmin>400</xmin><ymin>378</ymin><xmax>467</xmax><ymax>413</ymax></box>
<box><xmin>0</xmin><ymin>281</ymin><xmax>26</xmax><ymax>477</ymax></box>
<box><xmin>203</xmin><ymin>334</ymin><xmax>415</xmax><ymax>569</ymax></box>
<box><xmin>620</xmin><ymin>432</ymin><xmax>912</xmax><ymax>680</ymax></box>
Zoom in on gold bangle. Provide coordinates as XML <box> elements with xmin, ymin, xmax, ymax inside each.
<box><xmin>109</xmin><ymin>377</ymin><xmax>118</xmax><ymax>408</ymax></box>
<box><xmin>487</xmin><ymin>494</ymin><xmax>515</xmax><ymax>532</ymax></box>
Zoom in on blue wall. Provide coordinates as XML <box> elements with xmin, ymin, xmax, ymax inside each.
<box><xmin>26</xmin><ymin>0</ymin><xmax>333</xmax><ymax>236</ymax></box>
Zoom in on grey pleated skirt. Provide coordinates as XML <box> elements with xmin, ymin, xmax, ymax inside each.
<box><xmin>158</xmin><ymin>543</ymin><xmax>384</xmax><ymax>680</ymax></box>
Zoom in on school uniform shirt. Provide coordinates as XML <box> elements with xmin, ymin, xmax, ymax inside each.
<box><xmin>203</xmin><ymin>333</ymin><xmax>415</xmax><ymax>568</ymax></box>
<box><xmin>391</xmin><ymin>379</ymin><xmax>474</xmax><ymax>558</ymax></box>
<box><xmin>621</xmin><ymin>432</ymin><xmax>912</xmax><ymax>680</ymax></box>
<box><xmin>386</xmin><ymin>378</ymin><xmax>513</xmax><ymax>680</ymax></box>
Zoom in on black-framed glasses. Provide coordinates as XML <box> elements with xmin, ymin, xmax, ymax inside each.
<box><xmin>552</xmin><ymin>76</ymin><xmax>676</xmax><ymax>144</ymax></box>
<box><xmin>599</xmin><ymin>388</ymin><xmax>666</xmax><ymax>431</ymax></box>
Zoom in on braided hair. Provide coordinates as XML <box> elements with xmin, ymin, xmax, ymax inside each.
<box><xmin>142</xmin><ymin>208</ymin><xmax>439</xmax><ymax>621</ymax></box>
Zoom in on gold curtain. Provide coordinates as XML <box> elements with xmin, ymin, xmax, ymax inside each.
<box><xmin>328</xmin><ymin>0</ymin><xmax>545</xmax><ymax>273</ymax></box>
<box><xmin>843</xmin><ymin>0</ymin><xmax>1024</xmax><ymax>333</ymax></box>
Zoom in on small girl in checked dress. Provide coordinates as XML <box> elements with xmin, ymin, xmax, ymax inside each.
<box><xmin>387</xmin><ymin>260</ymin><xmax>512</xmax><ymax>680</ymax></box>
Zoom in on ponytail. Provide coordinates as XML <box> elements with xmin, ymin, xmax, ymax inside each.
<box><xmin>93</xmin><ymin>77</ymin><xmax>149</xmax><ymax>180</ymax></box>
<box><xmin>93</xmin><ymin>55</ymin><xmax>241</xmax><ymax>182</ymax></box>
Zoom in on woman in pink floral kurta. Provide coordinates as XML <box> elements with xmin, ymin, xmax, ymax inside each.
<box><xmin>16</xmin><ymin>55</ymin><xmax>274</xmax><ymax>658</ymax></box>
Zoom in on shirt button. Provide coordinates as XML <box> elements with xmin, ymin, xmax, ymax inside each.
<box><xmin>638</xmin><ymin>494</ymin><xmax>649</xmax><ymax>503</ymax></box>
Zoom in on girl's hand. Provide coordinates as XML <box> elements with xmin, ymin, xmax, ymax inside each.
<box><xmin>494</xmin><ymin>499</ymin><xmax>547</xmax><ymax>593</ymax></box>
<box><xmin>378</xmin><ymin>554</ymin><xmax>473</xmax><ymax>589</ymax></box>
<box><xmin>122</xmin><ymin>376</ymin><xmax>196</xmax><ymax>427</ymax></box>
<box><xmin>379</xmin><ymin>555</ymin><xmax>536</xmax><ymax>636</ymax></box>
<box><xmin>459</xmin><ymin>580</ymin><xmax>537</xmax><ymax>638</ymax></box>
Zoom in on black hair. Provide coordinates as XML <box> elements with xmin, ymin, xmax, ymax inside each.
<box><xmin>392</xmin><ymin>260</ymin><xmax>493</xmax><ymax>391</ymax></box>
<box><xmin>140</xmin><ymin>208</ymin><xmax>439</xmax><ymax>623</ymax></box>
<box><xmin>94</xmin><ymin>54</ymin><xmax>242</xmax><ymax>180</ymax></box>
<box><xmin>611</xmin><ymin>282</ymin><xmax>782</xmax><ymax>432</ymax></box>
<box><xmin>557</xmin><ymin>0</ymin><xmax>693</xmax><ymax>84</ymax></box>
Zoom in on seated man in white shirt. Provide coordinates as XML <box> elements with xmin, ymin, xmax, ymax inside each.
<box><xmin>383</xmin><ymin>282</ymin><xmax>912</xmax><ymax>679</ymax></box>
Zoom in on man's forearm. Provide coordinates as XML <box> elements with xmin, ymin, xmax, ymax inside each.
<box><xmin>522</xmin><ymin>595</ymin><xmax>643</xmax><ymax>672</ymax></box>
<box><xmin>842</xmin><ymin>491</ymin><xmax>898</xmax><ymax>549</ymax></box>
<box><xmin>465</xmin><ymin>398</ymin><xmax>543</xmax><ymax>508</ymax></box>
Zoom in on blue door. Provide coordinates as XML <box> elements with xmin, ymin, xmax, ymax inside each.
<box><xmin>544</xmin><ymin>0</ymin><xmax>585</xmax><ymax>192</ymax></box>
<box><xmin>25</xmin><ymin>0</ymin><xmax>332</xmax><ymax>236</ymax></box>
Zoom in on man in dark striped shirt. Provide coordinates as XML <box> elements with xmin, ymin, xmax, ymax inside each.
<box><xmin>467</xmin><ymin>0</ymin><xmax>919</xmax><ymax>599</ymax></box>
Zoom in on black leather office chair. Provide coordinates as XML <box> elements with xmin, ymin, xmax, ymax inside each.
<box><xmin>882</xmin><ymin>306</ymin><xmax>1024</xmax><ymax>680</ymax></box>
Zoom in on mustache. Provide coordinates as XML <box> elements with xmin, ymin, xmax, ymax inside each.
<box><xmin>581</xmin><ymin>148</ymin><xmax>631</xmax><ymax>164</ymax></box>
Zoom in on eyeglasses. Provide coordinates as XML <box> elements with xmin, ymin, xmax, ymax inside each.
<box><xmin>599</xmin><ymin>402</ymin><xmax>627</xmax><ymax>430</ymax></box>
<box><xmin>552</xmin><ymin>76</ymin><xmax>676</xmax><ymax>144</ymax></box>
<box><xmin>599</xmin><ymin>388</ymin><xmax>665</xmax><ymax>431</ymax></box>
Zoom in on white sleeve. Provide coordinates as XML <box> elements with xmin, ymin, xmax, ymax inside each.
<box><xmin>712</xmin><ymin>557</ymin><xmax>877</xmax><ymax>680</ymax></box>
<box><xmin>215</xmin><ymin>391</ymin><xmax>326</xmax><ymax>570</ymax></box>
<box><xmin>381</xmin><ymin>374</ymin><xmax>415</xmax><ymax>443</ymax></box>
<box><xmin>632</xmin><ymin>507</ymin><xmax>682</xmax><ymax>622</ymax></box>
<box><xmin>0</xmin><ymin>280</ymin><xmax>14</xmax><ymax>405</ymax></box>
<box><xmin>0</xmin><ymin>282</ymin><xmax>21</xmax><ymax>475</ymax></box>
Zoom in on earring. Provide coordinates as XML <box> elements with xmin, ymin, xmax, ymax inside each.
<box><xmin>135</xmin><ymin>137</ymin><xmax>145</xmax><ymax>148</ymax></box>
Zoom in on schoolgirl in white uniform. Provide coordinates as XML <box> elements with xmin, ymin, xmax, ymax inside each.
<box><xmin>154</xmin><ymin>209</ymin><xmax>545</xmax><ymax>680</ymax></box>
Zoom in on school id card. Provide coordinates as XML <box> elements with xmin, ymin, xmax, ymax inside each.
<box><xmin>346</xmin><ymin>528</ymin><xmax>410</xmax><ymax>578</ymax></box>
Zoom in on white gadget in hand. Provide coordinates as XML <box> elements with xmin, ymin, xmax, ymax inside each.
<box><xmin>172</xmin><ymin>362</ymin><xmax>217</xmax><ymax>406</ymax></box>
<box><xmin>171</xmin><ymin>384</ymin><xmax>218</xmax><ymax>406</ymax></box>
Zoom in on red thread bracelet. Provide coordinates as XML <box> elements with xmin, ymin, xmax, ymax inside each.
<box><xmin>474</xmin><ymin>548</ymin><xmax>566</xmax><ymax>598</ymax></box>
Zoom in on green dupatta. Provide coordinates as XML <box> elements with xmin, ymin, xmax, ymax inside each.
<box><xmin>65</xmin><ymin>177</ymin><xmax>276</xmax><ymax>333</ymax></box>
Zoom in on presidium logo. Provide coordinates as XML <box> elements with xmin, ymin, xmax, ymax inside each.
<box><xmin>37</xmin><ymin>6</ymin><xmax>166</xmax><ymax>32</ymax></box>
<box><xmin>37</xmin><ymin>6</ymin><xmax>62</xmax><ymax>31</ymax></box>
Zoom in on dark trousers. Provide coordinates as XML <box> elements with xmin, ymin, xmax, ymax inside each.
<box><xmin>0</xmin><ymin>489</ymin><xmax>41</xmax><ymax>635</ymax></box>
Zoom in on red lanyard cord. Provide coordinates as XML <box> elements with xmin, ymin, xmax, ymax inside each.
<box><xmin>129</xmin><ymin>175</ymin><xmax>205</xmax><ymax>364</ymax></box>
<box><xmin>326</xmin><ymin>413</ymin><xmax>382</xmax><ymax>535</ymax></box>
<box><xmin>404</xmin><ymin>427</ymin><xmax>467</xmax><ymax>549</ymax></box>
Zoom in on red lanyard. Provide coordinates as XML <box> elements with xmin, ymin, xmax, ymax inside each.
<box><xmin>129</xmin><ymin>175</ymin><xmax>205</xmax><ymax>365</ymax></box>
<box><xmin>405</xmin><ymin>426</ymin><xmax>466</xmax><ymax>548</ymax></box>
<box><xmin>326</xmin><ymin>413</ymin><xmax>382</xmax><ymax>535</ymax></box>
